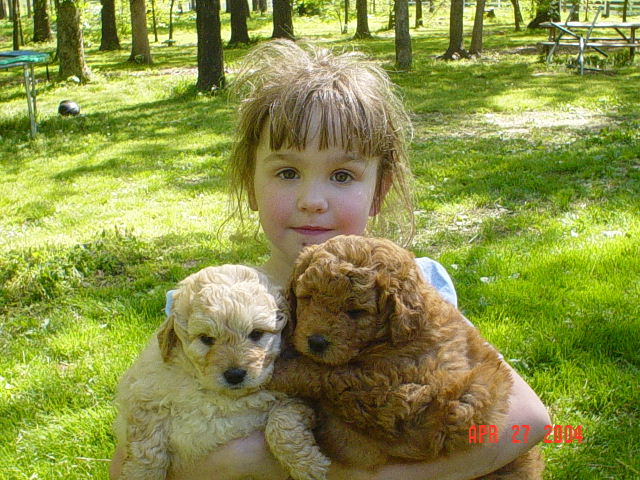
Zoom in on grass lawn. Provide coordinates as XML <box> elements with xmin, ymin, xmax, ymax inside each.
<box><xmin>1</xmin><ymin>6</ymin><xmax>639</xmax><ymax>480</ymax></box>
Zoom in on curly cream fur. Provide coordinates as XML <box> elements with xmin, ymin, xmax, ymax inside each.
<box><xmin>114</xmin><ymin>265</ymin><xmax>329</xmax><ymax>480</ymax></box>
<box><xmin>269</xmin><ymin>236</ymin><xmax>544</xmax><ymax>479</ymax></box>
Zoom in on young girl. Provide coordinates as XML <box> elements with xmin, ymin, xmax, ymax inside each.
<box><xmin>110</xmin><ymin>39</ymin><xmax>549</xmax><ymax>480</ymax></box>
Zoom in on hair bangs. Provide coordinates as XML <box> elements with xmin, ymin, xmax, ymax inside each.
<box><xmin>267</xmin><ymin>79</ymin><xmax>389</xmax><ymax>160</ymax></box>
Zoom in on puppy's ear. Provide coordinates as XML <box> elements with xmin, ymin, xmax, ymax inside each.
<box><xmin>157</xmin><ymin>280</ymin><xmax>193</xmax><ymax>362</ymax></box>
<box><xmin>378</xmin><ymin>264</ymin><xmax>426</xmax><ymax>345</ymax></box>
<box><xmin>157</xmin><ymin>314</ymin><xmax>179</xmax><ymax>362</ymax></box>
<box><xmin>281</xmin><ymin>244</ymin><xmax>321</xmax><ymax>357</ymax></box>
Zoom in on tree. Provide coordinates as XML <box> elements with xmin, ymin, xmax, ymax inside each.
<box><xmin>99</xmin><ymin>0</ymin><xmax>120</xmax><ymax>50</ymax></box>
<box><xmin>354</xmin><ymin>0</ymin><xmax>371</xmax><ymax>38</ymax></box>
<box><xmin>196</xmin><ymin>0</ymin><xmax>225</xmax><ymax>91</ymax></box>
<box><xmin>55</xmin><ymin>0</ymin><xmax>92</xmax><ymax>82</ymax></box>
<box><xmin>272</xmin><ymin>0</ymin><xmax>294</xmax><ymax>39</ymax></box>
<box><xmin>528</xmin><ymin>0</ymin><xmax>559</xmax><ymax>29</ymax></box>
<box><xmin>0</xmin><ymin>0</ymin><xmax>6</xmax><ymax>20</ymax></box>
<box><xmin>415</xmin><ymin>0</ymin><xmax>423</xmax><ymax>28</ymax></box>
<box><xmin>150</xmin><ymin>0</ymin><xmax>159</xmax><ymax>42</ymax></box>
<box><xmin>395</xmin><ymin>0</ymin><xmax>411</xmax><ymax>70</ymax></box>
<box><xmin>33</xmin><ymin>0</ymin><xmax>52</xmax><ymax>42</ymax></box>
<box><xmin>510</xmin><ymin>0</ymin><xmax>524</xmax><ymax>31</ymax></box>
<box><xmin>129</xmin><ymin>0</ymin><xmax>152</xmax><ymax>63</ymax></box>
<box><xmin>258</xmin><ymin>0</ymin><xmax>267</xmax><ymax>13</ymax></box>
<box><xmin>469</xmin><ymin>0</ymin><xmax>485</xmax><ymax>55</ymax></box>
<box><xmin>440</xmin><ymin>0</ymin><xmax>469</xmax><ymax>59</ymax></box>
<box><xmin>229</xmin><ymin>0</ymin><xmax>250</xmax><ymax>45</ymax></box>
<box><xmin>623</xmin><ymin>0</ymin><xmax>629</xmax><ymax>21</ymax></box>
<box><xmin>169</xmin><ymin>0</ymin><xmax>175</xmax><ymax>40</ymax></box>
<box><xmin>344</xmin><ymin>0</ymin><xmax>349</xmax><ymax>33</ymax></box>
<box><xmin>12</xmin><ymin>0</ymin><xmax>24</xmax><ymax>49</ymax></box>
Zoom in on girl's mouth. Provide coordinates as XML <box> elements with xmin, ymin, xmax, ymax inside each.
<box><xmin>292</xmin><ymin>226</ymin><xmax>333</xmax><ymax>236</ymax></box>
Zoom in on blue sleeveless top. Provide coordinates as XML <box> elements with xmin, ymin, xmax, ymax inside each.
<box><xmin>164</xmin><ymin>257</ymin><xmax>457</xmax><ymax>316</ymax></box>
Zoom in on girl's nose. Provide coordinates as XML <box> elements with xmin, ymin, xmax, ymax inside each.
<box><xmin>297</xmin><ymin>183</ymin><xmax>328</xmax><ymax>213</ymax></box>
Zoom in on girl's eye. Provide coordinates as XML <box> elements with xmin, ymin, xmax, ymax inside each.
<box><xmin>331</xmin><ymin>171</ymin><xmax>354</xmax><ymax>183</ymax></box>
<box><xmin>249</xmin><ymin>330</ymin><xmax>265</xmax><ymax>341</ymax></box>
<box><xmin>277</xmin><ymin>169</ymin><xmax>298</xmax><ymax>180</ymax></box>
<box><xmin>199</xmin><ymin>335</ymin><xmax>215</xmax><ymax>346</ymax></box>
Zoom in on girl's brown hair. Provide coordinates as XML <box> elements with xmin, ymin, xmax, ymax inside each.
<box><xmin>227</xmin><ymin>39</ymin><xmax>415</xmax><ymax>245</ymax></box>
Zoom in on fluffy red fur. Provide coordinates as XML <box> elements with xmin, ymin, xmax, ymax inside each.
<box><xmin>268</xmin><ymin>235</ymin><xmax>543</xmax><ymax>478</ymax></box>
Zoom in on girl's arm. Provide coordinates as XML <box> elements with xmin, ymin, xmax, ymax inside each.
<box><xmin>110</xmin><ymin>364</ymin><xmax>548</xmax><ymax>480</ymax></box>
<box><xmin>330</xmin><ymin>363</ymin><xmax>550</xmax><ymax>480</ymax></box>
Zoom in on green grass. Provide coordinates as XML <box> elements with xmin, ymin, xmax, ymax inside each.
<box><xmin>1</xmin><ymin>7</ymin><xmax>639</xmax><ymax>480</ymax></box>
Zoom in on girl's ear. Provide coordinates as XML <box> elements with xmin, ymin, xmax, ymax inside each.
<box><xmin>370</xmin><ymin>171</ymin><xmax>392</xmax><ymax>217</ymax></box>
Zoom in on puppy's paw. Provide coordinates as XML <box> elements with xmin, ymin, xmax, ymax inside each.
<box><xmin>266</xmin><ymin>398</ymin><xmax>330</xmax><ymax>480</ymax></box>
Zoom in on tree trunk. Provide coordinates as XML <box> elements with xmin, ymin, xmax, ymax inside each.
<box><xmin>344</xmin><ymin>0</ymin><xmax>349</xmax><ymax>33</ymax></box>
<box><xmin>229</xmin><ymin>0</ymin><xmax>250</xmax><ymax>44</ymax></box>
<box><xmin>570</xmin><ymin>1</ymin><xmax>579</xmax><ymax>21</ymax></box>
<box><xmin>0</xmin><ymin>0</ymin><xmax>6</xmax><ymax>20</ymax></box>
<box><xmin>440</xmin><ymin>0</ymin><xmax>469</xmax><ymax>59</ymax></box>
<box><xmin>150</xmin><ymin>0</ymin><xmax>158</xmax><ymax>42</ymax></box>
<box><xmin>55</xmin><ymin>0</ymin><xmax>92</xmax><ymax>82</ymax></box>
<box><xmin>33</xmin><ymin>0</ymin><xmax>52</xmax><ymax>42</ymax></box>
<box><xmin>415</xmin><ymin>0</ymin><xmax>423</xmax><ymax>27</ymax></box>
<box><xmin>252</xmin><ymin>0</ymin><xmax>257</xmax><ymax>12</ymax></box>
<box><xmin>623</xmin><ymin>0</ymin><xmax>629</xmax><ymax>21</ymax></box>
<box><xmin>129</xmin><ymin>0</ymin><xmax>152</xmax><ymax>63</ymax></box>
<box><xmin>99</xmin><ymin>0</ymin><xmax>120</xmax><ymax>50</ymax></box>
<box><xmin>196</xmin><ymin>0</ymin><xmax>225</xmax><ymax>91</ymax></box>
<box><xmin>510</xmin><ymin>0</ymin><xmax>523</xmax><ymax>31</ymax></box>
<box><xmin>169</xmin><ymin>0</ymin><xmax>175</xmax><ymax>39</ymax></box>
<box><xmin>469</xmin><ymin>0</ymin><xmax>485</xmax><ymax>55</ymax></box>
<box><xmin>527</xmin><ymin>2</ymin><xmax>559</xmax><ymax>29</ymax></box>
<box><xmin>272</xmin><ymin>0</ymin><xmax>294</xmax><ymax>39</ymax></box>
<box><xmin>395</xmin><ymin>0</ymin><xmax>411</xmax><ymax>70</ymax></box>
<box><xmin>12</xmin><ymin>0</ymin><xmax>23</xmax><ymax>50</ymax></box>
<box><xmin>354</xmin><ymin>0</ymin><xmax>371</xmax><ymax>38</ymax></box>
<box><xmin>258</xmin><ymin>0</ymin><xmax>266</xmax><ymax>13</ymax></box>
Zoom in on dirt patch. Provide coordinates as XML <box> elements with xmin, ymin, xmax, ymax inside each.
<box><xmin>415</xmin><ymin>109</ymin><xmax>624</xmax><ymax>141</ymax></box>
<box><xmin>483</xmin><ymin>109</ymin><xmax>620</xmax><ymax>133</ymax></box>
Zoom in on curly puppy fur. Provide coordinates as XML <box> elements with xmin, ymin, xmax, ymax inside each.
<box><xmin>269</xmin><ymin>236</ymin><xmax>544</xmax><ymax>479</ymax></box>
<box><xmin>114</xmin><ymin>265</ymin><xmax>330</xmax><ymax>480</ymax></box>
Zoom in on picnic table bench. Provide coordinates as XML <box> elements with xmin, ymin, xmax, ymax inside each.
<box><xmin>539</xmin><ymin>6</ymin><xmax>640</xmax><ymax>74</ymax></box>
<box><xmin>0</xmin><ymin>50</ymin><xmax>50</xmax><ymax>138</ymax></box>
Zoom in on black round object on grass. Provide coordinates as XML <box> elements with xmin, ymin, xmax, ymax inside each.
<box><xmin>58</xmin><ymin>100</ymin><xmax>80</xmax><ymax>116</ymax></box>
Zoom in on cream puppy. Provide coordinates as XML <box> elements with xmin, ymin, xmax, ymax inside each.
<box><xmin>114</xmin><ymin>265</ymin><xmax>329</xmax><ymax>480</ymax></box>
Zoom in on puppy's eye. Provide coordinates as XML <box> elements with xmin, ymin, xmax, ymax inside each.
<box><xmin>249</xmin><ymin>330</ymin><xmax>265</xmax><ymax>341</ymax></box>
<box><xmin>347</xmin><ymin>309</ymin><xmax>368</xmax><ymax>320</ymax></box>
<box><xmin>199</xmin><ymin>335</ymin><xmax>215</xmax><ymax>346</ymax></box>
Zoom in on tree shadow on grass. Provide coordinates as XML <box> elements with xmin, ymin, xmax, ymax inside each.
<box><xmin>37</xmin><ymin>89</ymin><xmax>235</xmax><ymax>187</ymax></box>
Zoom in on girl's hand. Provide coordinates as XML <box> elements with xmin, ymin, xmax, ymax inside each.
<box><xmin>110</xmin><ymin>431</ymin><xmax>289</xmax><ymax>480</ymax></box>
<box><xmin>111</xmin><ymin>363</ymin><xmax>548</xmax><ymax>480</ymax></box>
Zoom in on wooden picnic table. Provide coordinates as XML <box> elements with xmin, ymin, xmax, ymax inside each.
<box><xmin>0</xmin><ymin>50</ymin><xmax>50</xmax><ymax>138</ymax></box>
<box><xmin>539</xmin><ymin>17</ymin><xmax>640</xmax><ymax>73</ymax></box>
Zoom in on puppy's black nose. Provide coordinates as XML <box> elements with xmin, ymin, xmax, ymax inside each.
<box><xmin>308</xmin><ymin>334</ymin><xmax>330</xmax><ymax>354</ymax></box>
<box><xmin>223</xmin><ymin>367</ymin><xmax>247</xmax><ymax>385</ymax></box>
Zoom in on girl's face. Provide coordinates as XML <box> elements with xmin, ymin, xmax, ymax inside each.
<box><xmin>252</xmin><ymin>119</ymin><xmax>381</xmax><ymax>277</ymax></box>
